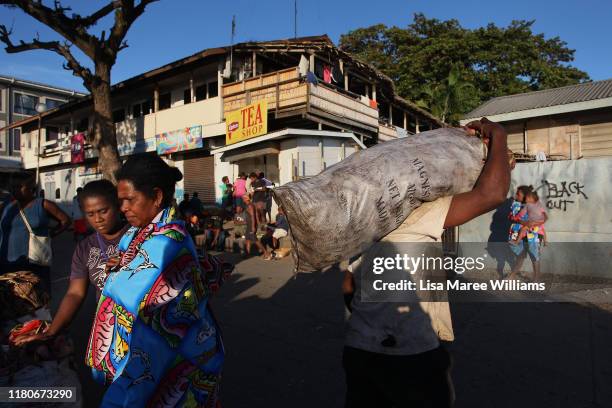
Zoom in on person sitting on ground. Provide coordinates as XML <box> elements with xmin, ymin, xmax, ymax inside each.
<box><xmin>242</xmin><ymin>194</ymin><xmax>268</xmax><ymax>258</ymax></box>
<box><xmin>233</xmin><ymin>205</ymin><xmax>247</xmax><ymax>238</ymax></box>
<box><xmin>13</xmin><ymin>180</ymin><xmax>130</xmax><ymax>346</ymax></box>
<box><xmin>186</xmin><ymin>213</ymin><xmax>204</xmax><ymax>241</ymax></box>
<box><xmin>203</xmin><ymin>211</ymin><xmax>226</xmax><ymax>252</ymax></box>
<box><xmin>260</xmin><ymin>207</ymin><xmax>289</xmax><ymax>259</ymax></box>
<box><xmin>271</xmin><ymin>206</ymin><xmax>289</xmax><ymax>245</ymax></box>
<box><xmin>510</xmin><ymin>189</ymin><xmax>547</xmax><ymax>246</ymax></box>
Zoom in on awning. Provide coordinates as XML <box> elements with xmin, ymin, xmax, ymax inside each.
<box><xmin>212</xmin><ymin>128</ymin><xmax>366</xmax><ymax>162</ymax></box>
<box><xmin>222</xmin><ymin>142</ymin><xmax>280</xmax><ymax>162</ymax></box>
<box><xmin>0</xmin><ymin>156</ymin><xmax>22</xmax><ymax>170</ymax></box>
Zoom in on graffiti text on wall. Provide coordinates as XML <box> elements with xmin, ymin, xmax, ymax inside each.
<box><xmin>542</xmin><ymin>180</ymin><xmax>589</xmax><ymax>212</ymax></box>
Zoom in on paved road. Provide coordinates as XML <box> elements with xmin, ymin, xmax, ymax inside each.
<box><xmin>49</xmin><ymin>232</ymin><xmax>612</xmax><ymax>407</ymax></box>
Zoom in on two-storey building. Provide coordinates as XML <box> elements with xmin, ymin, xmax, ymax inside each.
<box><xmin>5</xmin><ymin>35</ymin><xmax>442</xmax><ymax>210</ymax></box>
<box><xmin>0</xmin><ymin>75</ymin><xmax>84</xmax><ymax>170</ymax></box>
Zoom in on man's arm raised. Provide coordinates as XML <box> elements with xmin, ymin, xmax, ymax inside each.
<box><xmin>444</xmin><ymin>118</ymin><xmax>511</xmax><ymax>228</ymax></box>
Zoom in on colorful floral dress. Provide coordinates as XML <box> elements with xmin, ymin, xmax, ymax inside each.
<box><xmin>508</xmin><ymin>199</ymin><xmax>540</xmax><ymax>244</ymax></box>
<box><xmin>86</xmin><ymin>207</ymin><xmax>224</xmax><ymax>407</ymax></box>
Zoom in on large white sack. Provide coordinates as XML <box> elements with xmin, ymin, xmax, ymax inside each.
<box><xmin>272</xmin><ymin>128</ymin><xmax>485</xmax><ymax>272</ymax></box>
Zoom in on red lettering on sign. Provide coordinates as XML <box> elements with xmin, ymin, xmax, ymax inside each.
<box><xmin>255</xmin><ymin>104</ymin><xmax>262</xmax><ymax>124</ymax></box>
<box><xmin>248</xmin><ymin>106</ymin><xmax>255</xmax><ymax>127</ymax></box>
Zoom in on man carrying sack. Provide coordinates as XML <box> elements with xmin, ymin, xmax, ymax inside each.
<box><xmin>342</xmin><ymin>118</ymin><xmax>510</xmax><ymax>408</ymax></box>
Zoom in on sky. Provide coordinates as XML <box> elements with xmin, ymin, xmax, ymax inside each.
<box><xmin>0</xmin><ymin>0</ymin><xmax>610</xmax><ymax>92</ymax></box>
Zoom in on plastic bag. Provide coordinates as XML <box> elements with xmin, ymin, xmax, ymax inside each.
<box><xmin>272</xmin><ymin>128</ymin><xmax>485</xmax><ymax>272</ymax></box>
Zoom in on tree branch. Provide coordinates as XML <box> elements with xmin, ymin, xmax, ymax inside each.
<box><xmin>53</xmin><ymin>0</ymin><xmax>70</xmax><ymax>14</ymax></box>
<box><xmin>107</xmin><ymin>0</ymin><xmax>157</xmax><ymax>54</ymax></box>
<box><xmin>0</xmin><ymin>24</ymin><xmax>93</xmax><ymax>88</ymax></box>
<box><xmin>0</xmin><ymin>0</ymin><xmax>98</xmax><ymax>58</ymax></box>
<box><xmin>72</xmin><ymin>1</ymin><xmax>119</xmax><ymax>28</ymax></box>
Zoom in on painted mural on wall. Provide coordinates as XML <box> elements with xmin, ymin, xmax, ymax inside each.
<box><xmin>156</xmin><ymin>125</ymin><xmax>203</xmax><ymax>155</ymax></box>
<box><xmin>78</xmin><ymin>163</ymin><xmax>101</xmax><ymax>176</ymax></box>
<box><xmin>118</xmin><ymin>138</ymin><xmax>156</xmax><ymax>156</ymax></box>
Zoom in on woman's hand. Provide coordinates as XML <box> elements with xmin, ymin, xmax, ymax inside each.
<box><xmin>12</xmin><ymin>326</ymin><xmax>55</xmax><ymax>347</ymax></box>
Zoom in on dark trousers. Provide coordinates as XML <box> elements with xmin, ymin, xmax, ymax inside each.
<box><xmin>343</xmin><ymin>345</ymin><xmax>454</xmax><ymax>408</ymax></box>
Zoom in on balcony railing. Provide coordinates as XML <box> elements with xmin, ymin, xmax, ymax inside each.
<box><xmin>222</xmin><ymin>67</ymin><xmax>379</xmax><ymax>133</ymax></box>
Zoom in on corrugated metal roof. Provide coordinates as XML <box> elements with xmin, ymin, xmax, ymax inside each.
<box><xmin>464</xmin><ymin>79</ymin><xmax>612</xmax><ymax>120</ymax></box>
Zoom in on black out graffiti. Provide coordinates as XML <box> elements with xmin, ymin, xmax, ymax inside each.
<box><xmin>542</xmin><ymin>180</ymin><xmax>589</xmax><ymax>212</ymax></box>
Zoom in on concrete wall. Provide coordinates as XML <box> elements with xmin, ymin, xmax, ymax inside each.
<box><xmin>279</xmin><ymin>139</ymin><xmax>298</xmax><ymax>185</ymax></box>
<box><xmin>213</xmin><ymin>152</ymin><xmax>238</xmax><ymax>202</ymax></box>
<box><xmin>40</xmin><ymin>166</ymin><xmax>97</xmax><ymax>215</ymax></box>
<box><xmin>460</xmin><ymin>157</ymin><xmax>612</xmax><ymax>242</ymax></box>
<box><xmin>39</xmin><ymin>156</ymin><xmax>186</xmax><ymax>215</ymax></box>
<box><xmin>292</xmin><ymin>136</ymin><xmax>353</xmax><ymax>177</ymax></box>
<box><xmin>20</xmin><ymin>97</ymin><xmax>225</xmax><ymax>174</ymax></box>
<box><xmin>145</xmin><ymin>97</ymin><xmax>221</xmax><ymax>137</ymax></box>
<box><xmin>458</xmin><ymin>157</ymin><xmax>612</xmax><ymax>277</ymax></box>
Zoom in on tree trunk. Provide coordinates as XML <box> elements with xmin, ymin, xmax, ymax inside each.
<box><xmin>90</xmin><ymin>62</ymin><xmax>121</xmax><ymax>182</ymax></box>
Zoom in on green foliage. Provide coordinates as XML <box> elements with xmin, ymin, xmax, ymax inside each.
<box><xmin>339</xmin><ymin>13</ymin><xmax>590</xmax><ymax>124</ymax></box>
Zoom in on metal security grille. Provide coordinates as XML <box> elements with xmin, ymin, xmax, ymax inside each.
<box><xmin>183</xmin><ymin>155</ymin><xmax>216</xmax><ymax>204</ymax></box>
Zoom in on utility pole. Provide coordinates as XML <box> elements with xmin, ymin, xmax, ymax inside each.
<box><xmin>294</xmin><ymin>0</ymin><xmax>297</xmax><ymax>39</ymax></box>
<box><xmin>230</xmin><ymin>15</ymin><xmax>236</xmax><ymax>73</ymax></box>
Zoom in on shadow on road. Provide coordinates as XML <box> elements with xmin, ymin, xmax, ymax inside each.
<box><xmin>51</xmin><ymin>234</ymin><xmax>612</xmax><ymax>408</ymax></box>
<box><xmin>212</xmin><ymin>254</ymin><xmax>346</xmax><ymax>408</ymax></box>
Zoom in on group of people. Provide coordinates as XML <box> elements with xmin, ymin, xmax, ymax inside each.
<box><xmin>178</xmin><ymin>171</ymin><xmax>289</xmax><ymax>260</ymax></box>
<box><xmin>1</xmin><ymin>155</ymin><xmax>226</xmax><ymax>406</ymax></box>
<box><xmin>223</xmin><ymin>171</ymin><xmax>274</xmax><ymax>224</ymax></box>
<box><xmin>1</xmin><ymin>116</ymin><xmax>541</xmax><ymax>407</ymax></box>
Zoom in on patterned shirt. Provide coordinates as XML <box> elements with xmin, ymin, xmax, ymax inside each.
<box><xmin>508</xmin><ymin>200</ymin><xmax>540</xmax><ymax>243</ymax></box>
<box><xmin>70</xmin><ymin>225</ymin><xmax>129</xmax><ymax>297</ymax></box>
